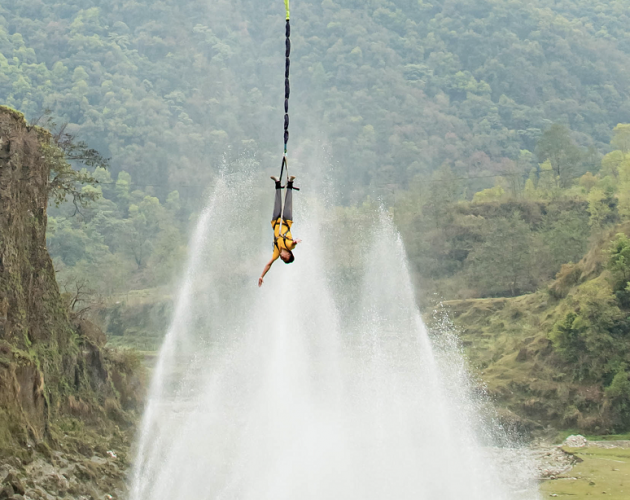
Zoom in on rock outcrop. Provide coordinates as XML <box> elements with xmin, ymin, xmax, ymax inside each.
<box><xmin>0</xmin><ymin>106</ymin><xmax>142</xmax><ymax>466</ymax></box>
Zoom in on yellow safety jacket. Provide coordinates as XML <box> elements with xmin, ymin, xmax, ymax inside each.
<box><xmin>271</xmin><ymin>217</ymin><xmax>296</xmax><ymax>261</ymax></box>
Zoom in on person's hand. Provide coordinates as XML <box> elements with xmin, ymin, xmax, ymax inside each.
<box><xmin>294</xmin><ymin>239</ymin><xmax>302</xmax><ymax>244</ymax></box>
<box><xmin>258</xmin><ymin>277</ymin><xmax>264</xmax><ymax>287</ymax></box>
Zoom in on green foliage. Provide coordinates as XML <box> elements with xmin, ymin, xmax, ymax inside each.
<box><xmin>611</xmin><ymin>124</ymin><xmax>630</xmax><ymax>154</ymax></box>
<box><xmin>550</xmin><ymin>312</ymin><xmax>585</xmax><ymax>364</ymax></box>
<box><xmin>4</xmin><ymin>0</ymin><xmax>630</xmax><ymax>305</ymax></box>
<box><xmin>566</xmin><ymin>279</ymin><xmax>626</xmax><ymax>369</ymax></box>
<box><xmin>3</xmin><ymin>0</ymin><xmax>630</xmax><ymax>202</ymax></box>
<box><xmin>449</xmin><ymin>224</ymin><xmax>630</xmax><ymax>432</ymax></box>
<box><xmin>540</xmin><ymin>209</ymin><xmax>590</xmax><ymax>269</ymax></box>
<box><xmin>42</xmin><ymin>142</ymin><xmax>100</xmax><ymax>209</ymax></box>
<box><xmin>544</xmin><ymin>241</ymin><xmax>630</xmax><ymax>427</ymax></box>
<box><xmin>48</xmin><ymin>168</ymin><xmax>184</xmax><ymax>298</ymax></box>
<box><xmin>608</xmin><ymin>233</ymin><xmax>630</xmax><ymax>289</ymax></box>
<box><xmin>536</xmin><ymin>124</ymin><xmax>585</xmax><ymax>188</ymax></box>
<box><xmin>588</xmin><ymin>184</ymin><xmax>618</xmax><ymax>229</ymax></box>
<box><xmin>607</xmin><ymin>233</ymin><xmax>630</xmax><ymax>306</ymax></box>
<box><xmin>8</xmin><ymin>2</ymin><xmax>630</xmax><ymax>405</ymax></box>
<box><xmin>394</xmin><ymin>119</ymin><xmax>630</xmax><ymax>304</ymax></box>
<box><xmin>466</xmin><ymin>213</ymin><xmax>533</xmax><ymax>297</ymax></box>
<box><xmin>472</xmin><ymin>185</ymin><xmax>506</xmax><ymax>203</ymax></box>
<box><xmin>605</xmin><ymin>368</ymin><xmax>630</xmax><ymax>429</ymax></box>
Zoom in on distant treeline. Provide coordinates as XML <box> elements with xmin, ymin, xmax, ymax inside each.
<box><xmin>2</xmin><ymin>0</ymin><xmax>630</xmax><ymax>204</ymax></box>
<box><xmin>3</xmin><ymin>0</ymin><xmax>630</xmax><ymax>305</ymax></box>
<box><xmin>395</xmin><ymin>123</ymin><xmax>630</xmax><ymax>304</ymax></box>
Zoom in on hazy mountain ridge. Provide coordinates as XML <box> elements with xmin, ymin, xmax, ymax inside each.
<box><xmin>2</xmin><ymin>0</ymin><xmax>630</xmax><ymax>199</ymax></box>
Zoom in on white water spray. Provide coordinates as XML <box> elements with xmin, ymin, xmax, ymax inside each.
<box><xmin>130</xmin><ymin>174</ymin><xmax>539</xmax><ymax>499</ymax></box>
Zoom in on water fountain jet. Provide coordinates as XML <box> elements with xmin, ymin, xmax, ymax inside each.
<box><xmin>130</xmin><ymin>175</ymin><xmax>538</xmax><ymax>500</ymax></box>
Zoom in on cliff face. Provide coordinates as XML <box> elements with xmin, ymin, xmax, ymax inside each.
<box><xmin>0</xmin><ymin>106</ymin><xmax>140</xmax><ymax>455</ymax></box>
<box><xmin>0</xmin><ymin>106</ymin><xmax>58</xmax><ymax>447</ymax></box>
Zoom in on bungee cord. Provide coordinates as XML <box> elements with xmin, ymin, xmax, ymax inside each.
<box><xmin>278</xmin><ymin>0</ymin><xmax>296</xmax><ymax>189</ymax></box>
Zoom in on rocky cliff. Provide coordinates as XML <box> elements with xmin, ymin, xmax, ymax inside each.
<box><xmin>0</xmin><ymin>106</ymin><xmax>142</xmax><ymax>498</ymax></box>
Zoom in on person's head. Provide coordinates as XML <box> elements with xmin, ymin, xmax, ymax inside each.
<box><xmin>280</xmin><ymin>249</ymin><xmax>295</xmax><ymax>264</ymax></box>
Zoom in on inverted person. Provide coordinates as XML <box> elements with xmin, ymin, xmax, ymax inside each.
<box><xmin>258</xmin><ymin>175</ymin><xmax>301</xmax><ymax>287</ymax></box>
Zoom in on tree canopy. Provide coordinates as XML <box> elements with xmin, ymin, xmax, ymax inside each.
<box><xmin>2</xmin><ymin>0</ymin><xmax>630</xmax><ymax>205</ymax></box>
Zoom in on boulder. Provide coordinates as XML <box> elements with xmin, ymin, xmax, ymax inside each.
<box><xmin>563</xmin><ymin>434</ymin><xmax>588</xmax><ymax>448</ymax></box>
<box><xmin>3</xmin><ymin>473</ymin><xmax>24</xmax><ymax>496</ymax></box>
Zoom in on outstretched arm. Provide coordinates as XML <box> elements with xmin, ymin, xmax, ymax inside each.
<box><xmin>258</xmin><ymin>259</ymin><xmax>275</xmax><ymax>287</ymax></box>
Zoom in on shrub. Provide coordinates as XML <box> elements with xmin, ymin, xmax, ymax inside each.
<box><xmin>604</xmin><ymin>368</ymin><xmax>630</xmax><ymax>429</ymax></box>
<box><xmin>608</xmin><ymin>233</ymin><xmax>630</xmax><ymax>307</ymax></box>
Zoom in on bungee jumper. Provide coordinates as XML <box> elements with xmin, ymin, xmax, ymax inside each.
<box><xmin>258</xmin><ymin>175</ymin><xmax>301</xmax><ymax>287</ymax></box>
<box><xmin>259</xmin><ymin>0</ymin><xmax>301</xmax><ymax>288</ymax></box>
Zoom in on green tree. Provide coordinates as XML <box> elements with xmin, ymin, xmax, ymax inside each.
<box><xmin>542</xmin><ymin>209</ymin><xmax>590</xmax><ymax>270</ymax></box>
<box><xmin>588</xmin><ymin>185</ymin><xmax>616</xmax><ymax>229</ymax></box>
<box><xmin>466</xmin><ymin>214</ymin><xmax>533</xmax><ymax>297</ymax></box>
<box><xmin>611</xmin><ymin>124</ymin><xmax>630</xmax><ymax>154</ymax></box>
<box><xmin>550</xmin><ymin>312</ymin><xmax>585</xmax><ymax>363</ymax></box>
<box><xmin>423</xmin><ymin>165</ymin><xmax>460</xmax><ymax>229</ymax></box>
<box><xmin>536</xmin><ymin>124</ymin><xmax>583</xmax><ymax>188</ymax></box>
<box><xmin>42</xmin><ymin>135</ymin><xmax>108</xmax><ymax>210</ymax></box>
<box><xmin>550</xmin><ymin>280</ymin><xmax>626</xmax><ymax>381</ymax></box>
<box><xmin>608</xmin><ymin>233</ymin><xmax>630</xmax><ymax>306</ymax></box>
<box><xmin>472</xmin><ymin>184</ymin><xmax>506</xmax><ymax>203</ymax></box>
<box><xmin>119</xmin><ymin>198</ymin><xmax>158</xmax><ymax>269</ymax></box>
<box><xmin>115</xmin><ymin>171</ymin><xmax>132</xmax><ymax>209</ymax></box>
<box><xmin>605</xmin><ymin>368</ymin><xmax>630</xmax><ymax>429</ymax></box>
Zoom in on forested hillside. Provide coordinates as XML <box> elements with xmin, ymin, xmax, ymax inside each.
<box><xmin>3</xmin><ymin>0</ymin><xmax>630</xmax><ymax>195</ymax></box>
<box><xmin>4</xmin><ymin>0</ymin><xmax>630</xmax><ymax>300</ymax></box>
<box><xmin>442</xmin><ymin>225</ymin><xmax>630</xmax><ymax>435</ymax></box>
<box><xmin>4</xmin><ymin>0</ymin><xmax>630</xmax><ymax>434</ymax></box>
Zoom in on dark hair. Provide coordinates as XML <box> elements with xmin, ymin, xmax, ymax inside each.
<box><xmin>283</xmin><ymin>251</ymin><xmax>295</xmax><ymax>264</ymax></box>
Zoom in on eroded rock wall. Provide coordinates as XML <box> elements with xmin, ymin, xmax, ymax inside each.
<box><xmin>0</xmin><ymin>106</ymin><xmax>141</xmax><ymax>458</ymax></box>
